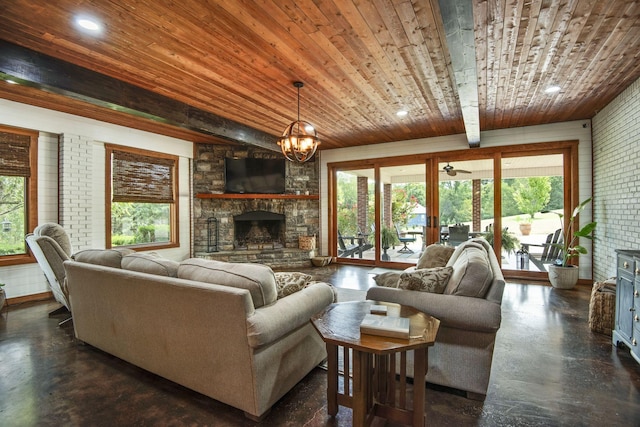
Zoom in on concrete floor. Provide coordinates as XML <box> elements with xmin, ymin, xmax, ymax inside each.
<box><xmin>1</xmin><ymin>264</ymin><xmax>639</xmax><ymax>426</ymax></box>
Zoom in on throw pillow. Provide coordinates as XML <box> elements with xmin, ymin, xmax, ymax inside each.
<box><xmin>121</xmin><ymin>252</ymin><xmax>179</xmax><ymax>277</ymax></box>
<box><xmin>274</xmin><ymin>272</ymin><xmax>313</xmax><ymax>299</ymax></box>
<box><xmin>373</xmin><ymin>272</ymin><xmax>401</xmax><ymax>288</ymax></box>
<box><xmin>444</xmin><ymin>246</ymin><xmax>494</xmax><ymax>297</ymax></box>
<box><xmin>397</xmin><ymin>266</ymin><xmax>453</xmax><ymax>293</ymax></box>
<box><xmin>417</xmin><ymin>244</ymin><xmax>455</xmax><ymax>269</ymax></box>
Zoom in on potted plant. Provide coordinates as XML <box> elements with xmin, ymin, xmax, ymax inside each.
<box><xmin>516</xmin><ymin>216</ymin><xmax>532</xmax><ymax>236</ymax></box>
<box><xmin>484</xmin><ymin>226</ymin><xmax>520</xmax><ymax>257</ymax></box>
<box><xmin>547</xmin><ymin>197</ymin><xmax>597</xmax><ymax>289</ymax></box>
<box><xmin>381</xmin><ymin>226</ymin><xmax>398</xmax><ymax>261</ymax></box>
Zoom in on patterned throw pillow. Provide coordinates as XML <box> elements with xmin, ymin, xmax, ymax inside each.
<box><xmin>416</xmin><ymin>244</ymin><xmax>456</xmax><ymax>269</ymax></box>
<box><xmin>397</xmin><ymin>266</ymin><xmax>453</xmax><ymax>293</ymax></box>
<box><xmin>373</xmin><ymin>272</ymin><xmax>401</xmax><ymax>288</ymax></box>
<box><xmin>274</xmin><ymin>272</ymin><xmax>313</xmax><ymax>299</ymax></box>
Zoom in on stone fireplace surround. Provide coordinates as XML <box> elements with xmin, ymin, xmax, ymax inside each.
<box><xmin>192</xmin><ymin>144</ymin><xmax>319</xmax><ymax>268</ymax></box>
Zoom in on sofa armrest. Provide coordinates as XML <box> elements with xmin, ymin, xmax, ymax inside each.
<box><xmin>366</xmin><ymin>286</ymin><xmax>501</xmax><ymax>332</ymax></box>
<box><xmin>246</xmin><ymin>282</ymin><xmax>335</xmax><ymax>348</ymax></box>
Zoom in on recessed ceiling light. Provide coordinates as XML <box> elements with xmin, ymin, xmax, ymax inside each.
<box><xmin>545</xmin><ymin>85</ymin><xmax>561</xmax><ymax>94</ymax></box>
<box><xmin>5</xmin><ymin>79</ymin><xmax>18</xmax><ymax>85</ymax></box>
<box><xmin>76</xmin><ymin>17</ymin><xmax>102</xmax><ymax>32</ymax></box>
<box><xmin>396</xmin><ymin>110</ymin><xmax>408</xmax><ymax>117</ymax></box>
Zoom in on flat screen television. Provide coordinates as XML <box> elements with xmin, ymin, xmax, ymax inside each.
<box><xmin>224</xmin><ymin>157</ymin><xmax>286</xmax><ymax>194</ymax></box>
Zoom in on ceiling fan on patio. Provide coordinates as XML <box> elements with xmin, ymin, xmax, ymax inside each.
<box><xmin>441</xmin><ymin>163</ymin><xmax>471</xmax><ymax>176</ymax></box>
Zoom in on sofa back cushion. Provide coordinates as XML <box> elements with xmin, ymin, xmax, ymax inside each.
<box><xmin>178</xmin><ymin>258</ymin><xmax>277</xmax><ymax>308</ymax></box>
<box><xmin>121</xmin><ymin>252</ymin><xmax>179</xmax><ymax>277</ymax></box>
<box><xmin>444</xmin><ymin>243</ymin><xmax>494</xmax><ymax>298</ymax></box>
<box><xmin>72</xmin><ymin>248</ymin><xmax>135</xmax><ymax>269</ymax></box>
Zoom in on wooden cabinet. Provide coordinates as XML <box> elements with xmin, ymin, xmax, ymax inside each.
<box><xmin>613</xmin><ymin>250</ymin><xmax>640</xmax><ymax>364</ymax></box>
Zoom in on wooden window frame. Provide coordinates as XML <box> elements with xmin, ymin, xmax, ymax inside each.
<box><xmin>0</xmin><ymin>124</ymin><xmax>38</xmax><ymax>266</ymax></box>
<box><xmin>105</xmin><ymin>144</ymin><xmax>179</xmax><ymax>250</ymax></box>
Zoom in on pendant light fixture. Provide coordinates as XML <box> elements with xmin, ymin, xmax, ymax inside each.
<box><xmin>278</xmin><ymin>81</ymin><xmax>320</xmax><ymax>163</ymax></box>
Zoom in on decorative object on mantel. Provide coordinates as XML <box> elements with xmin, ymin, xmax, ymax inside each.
<box><xmin>547</xmin><ymin>197</ymin><xmax>597</xmax><ymax>289</ymax></box>
<box><xmin>277</xmin><ymin>81</ymin><xmax>320</xmax><ymax>163</ymax></box>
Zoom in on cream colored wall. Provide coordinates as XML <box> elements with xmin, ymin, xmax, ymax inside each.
<box><xmin>0</xmin><ymin>99</ymin><xmax>193</xmax><ymax>299</ymax></box>
<box><xmin>319</xmin><ymin>120</ymin><xmax>594</xmax><ymax>279</ymax></box>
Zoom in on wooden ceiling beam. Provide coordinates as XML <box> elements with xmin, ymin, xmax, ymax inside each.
<box><xmin>438</xmin><ymin>0</ymin><xmax>481</xmax><ymax>147</ymax></box>
<box><xmin>0</xmin><ymin>40</ymin><xmax>279</xmax><ymax>151</ymax></box>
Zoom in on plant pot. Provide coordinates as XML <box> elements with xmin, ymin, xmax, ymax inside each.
<box><xmin>382</xmin><ymin>247</ymin><xmax>390</xmax><ymax>261</ymax></box>
<box><xmin>548</xmin><ymin>265</ymin><xmax>579</xmax><ymax>289</ymax></box>
<box><xmin>519</xmin><ymin>223</ymin><xmax>532</xmax><ymax>236</ymax></box>
<box><xmin>0</xmin><ymin>289</ymin><xmax>5</xmax><ymax>311</ymax></box>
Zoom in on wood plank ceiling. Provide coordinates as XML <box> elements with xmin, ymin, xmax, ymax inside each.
<box><xmin>0</xmin><ymin>0</ymin><xmax>638</xmax><ymax>151</ymax></box>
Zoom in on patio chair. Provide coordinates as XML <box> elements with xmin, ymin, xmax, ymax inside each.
<box><xmin>338</xmin><ymin>231</ymin><xmax>362</xmax><ymax>258</ymax></box>
<box><xmin>394</xmin><ymin>224</ymin><xmax>417</xmax><ymax>253</ymax></box>
<box><xmin>523</xmin><ymin>229</ymin><xmax>563</xmax><ymax>272</ymax></box>
<box><xmin>447</xmin><ymin>224</ymin><xmax>470</xmax><ymax>247</ymax></box>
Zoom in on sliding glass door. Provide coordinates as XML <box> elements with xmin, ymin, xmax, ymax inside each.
<box><xmin>379</xmin><ymin>164</ymin><xmax>427</xmax><ymax>264</ymax></box>
<box><xmin>335</xmin><ymin>168</ymin><xmax>375</xmax><ymax>261</ymax></box>
<box><xmin>329</xmin><ymin>142</ymin><xmax>577</xmax><ymax>277</ymax></box>
<box><xmin>500</xmin><ymin>154</ymin><xmax>565</xmax><ymax>273</ymax></box>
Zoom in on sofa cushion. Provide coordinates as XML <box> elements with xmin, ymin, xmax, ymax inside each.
<box><xmin>373</xmin><ymin>272</ymin><xmax>401</xmax><ymax>288</ymax></box>
<box><xmin>398</xmin><ymin>266</ymin><xmax>453</xmax><ymax>293</ymax></box>
<box><xmin>72</xmin><ymin>248</ymin><xmax>135</xmax><ymax>269</ymax></box>
<box><xmin>274</xmin><ymin>272</ymin><xmax>313</xmax><ymax>299</ymax></box>
<box><xmin>121</xmin><ymin>252</ymin><xmax>179</xmax><ymax>277</ymax></box>
<box><xmin>444</xmin><ymin>245</ymin><xmax>493</xmax><ymax>297</ymax></box>
<box><xmin>178</xmin><ymin>258</ymin><xmax>277</xmax><ymax>308</ymax></box>
<box><xmin>416</xmin><ymin>244</ymin><xmax>455</xmax><ymax>269</ymax></box>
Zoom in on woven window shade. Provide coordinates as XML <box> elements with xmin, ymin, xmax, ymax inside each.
<box><xmin>0</xmin><ymin>131</ymin><xmax>31</xmax><ymax>177</ymax></box>
<box><xmin>112</xmin><ymin>150</ymin><xmax>175</xmax><ymax>203</ymax></box>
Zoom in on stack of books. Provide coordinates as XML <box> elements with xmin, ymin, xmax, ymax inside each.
<box><xmin>360</xmin><ymin>313</ymin><xmax>410</xmax><ymax>339</ymax></box>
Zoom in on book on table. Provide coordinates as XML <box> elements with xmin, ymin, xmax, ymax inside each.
<box><xmin>370</xmin><ymin>304</ymin><xmax>388</xmax><ymax>315</ymax></box>
<box><xmin>360</xmin><ymin>313</ymin><xmax>410</xmax><ymax>339</ymax></box>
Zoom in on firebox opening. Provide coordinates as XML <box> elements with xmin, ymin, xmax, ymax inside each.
<box><xmin>233</xmin><ymin>210</ymin><xmax>285</xmax><ymax>250</ymax></box>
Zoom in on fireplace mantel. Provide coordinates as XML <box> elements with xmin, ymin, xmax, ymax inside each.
<box><xmin>196</xmin><ymin>193</ymin><xmax>318</xmax><ymax>200</ymax></box>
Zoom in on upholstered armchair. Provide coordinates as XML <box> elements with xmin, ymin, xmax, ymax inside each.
<box><xmin>26</xmin><ymin>223</ymin><xmax>73</xmax><ymax>323</ymax></box>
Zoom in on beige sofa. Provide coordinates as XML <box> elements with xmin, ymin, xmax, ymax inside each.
<box><xmin>64</xmin><ymin>251</ymin><xmax>334</xmax><ymax>420</ymax></box>
<box><xmin>366</xmin><ymin>238</ymin><xmax>505</xmax><ymax>399</ymax></box>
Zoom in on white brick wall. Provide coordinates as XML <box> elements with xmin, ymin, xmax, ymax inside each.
<box><xmin>59</xmin><ymin>133</ymin><xmax>94</xmax><ymax>250</ymax></box>
<box><xmin>592</xmin><ymin>77</ymin><xmax>640</xmax><ymax>280</ymax></box>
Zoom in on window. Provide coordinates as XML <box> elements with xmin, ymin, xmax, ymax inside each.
<box><xmin>106</xmin><ymin>145</ymin><xmax>178</xmax><ymax>249</ymax></box>
<box><xmin>0</xmin><ymin>125</ymin><xmax>38</xmax><ymax>265</ymax></box>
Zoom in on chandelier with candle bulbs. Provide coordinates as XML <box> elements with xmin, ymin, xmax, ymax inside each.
<box><xmin>277</xmin><ymin>81</ymin><xmax>320</xmax><ymax>163</ymax></box>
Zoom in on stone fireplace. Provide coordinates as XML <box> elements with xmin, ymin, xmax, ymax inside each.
<box><xmin>192</xmin><ymin>144</ymin><xmax>320</xmax><ymax>268</ymax></box>
<box><xmin>233</xmin><ymin>210</ymin><xmax>285</xmax><ymax>250</ymax></box>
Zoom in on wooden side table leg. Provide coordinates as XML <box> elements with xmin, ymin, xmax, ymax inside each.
<box><xmin>413</xmin><ymin>348</ymin><xmax>427</xmax><ymax>427</ymax></box>
<box><xmin>326</xmin><ymin>343</ymin><xmax>338</xmax><ymax>416</ymax></box>
<box><xmin>352</xmin><ymin>349</ymin><xmax>371</xmax><ymax>426</ymax></box>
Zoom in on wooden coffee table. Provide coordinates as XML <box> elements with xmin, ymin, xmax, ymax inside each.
<box><xmin>311</xmin><ymin>300</ymin><xmax>440</xmax><ymax>427</ymax></box>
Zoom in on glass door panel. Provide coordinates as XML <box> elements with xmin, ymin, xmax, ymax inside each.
<box><xmin>500</xmin><ymin>154</ymin><xmax>564</xmax><ymax>272</ymax></box>
<box><xmin>336</xmin><ymin>169</ymin><xmax>375</xmax><ymax>261</ymax></box>
<box><xmin>379</xmin><ymin>164</ymin><xmax>427</xmax><ymax>264</ymax></box>
<box><xmin>438</xmin><ymin>159</ymin><xmax>494</xmax><ymax>249</ymax></box>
